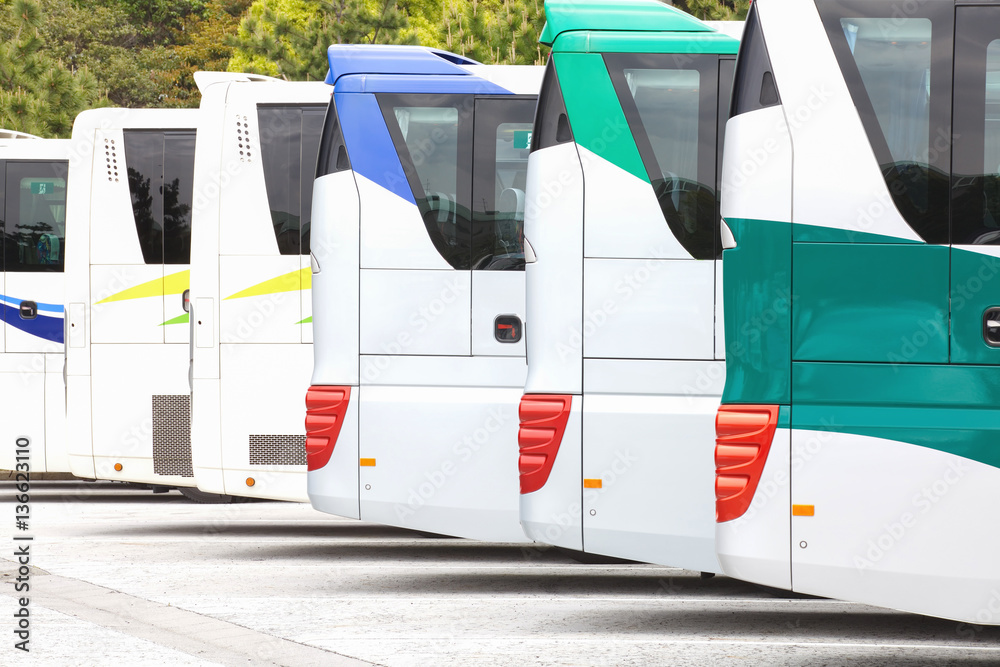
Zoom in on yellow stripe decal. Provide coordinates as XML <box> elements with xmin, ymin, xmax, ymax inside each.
<box><xmin>96</xmin><ymin>270</ymin><xmax>190</xmax><ymax>304</ymax></box>
<box><xmin>224</xmin><ymin>267</ymin><xmax>311</xmax><ymax>301</ymax></box>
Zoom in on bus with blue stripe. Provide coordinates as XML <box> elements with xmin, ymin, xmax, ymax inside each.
<box><xmin>0</xmin><ymin>132</ymin><xmax>70</xmax><ymax>474</ymax></box>
<box><xmin>306</xmin><ymin>45</ymin><xmax>543</xmax><ymax>541</ymax></box>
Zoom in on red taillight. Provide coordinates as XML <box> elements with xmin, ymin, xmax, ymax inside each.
<box><xmin>304</xmin><ymin>386</ymin><xmax>351</xmax><ymax>471</ymax></box>
<box><xmin>517</xmin><ymin>394</ymin><xmax>572</xmax><ymax>494</ymax></box>
<box><xmin>715</xmin><ymin>404</ymin><xmax>779</xmax><ymax>523</ymax></box>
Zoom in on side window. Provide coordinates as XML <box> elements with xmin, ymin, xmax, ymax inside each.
<box><xmin>3</xmin><ymin>161</ymin><xmax>68</xmax><ymax>273</ymax></box>
<box><xmin>379</xmin><ymin>93</ymin><xmax>473</xmax><ymax>270</ymax></box>
<box><xmin>258</xmin><ymin>105</ymin><xmax>327</xmax><ymax>256</ymax></box>
<box><xmin>316</xmin><ymin>99</ymin><xmax>352</xmax><ymax>178</ymax></box>
<box><xmin>471</xmin><ymin>98</ymin><xmax>536</xmax><ymax>270</ymax></box>
<box><xmin>952</xmin><ymin>15</ymin><xmax>1000</xmax><ymax>245</ymax></box>
<box><xmin>606</xmin><ymin>53</ymin><xmax>721</xmax><ymax>260</ymax></box>
<box><xmin>819</xmin><ymin>0</ymin><xmax>953</xmax><ymax>244</ymax></box>
<box><xmin>730</xmin><ymin>3</ymin><xmax>780</xmax><ymax>118</ymax></box>
<box><xmin>531</xmin><ymin>58</ymin><xmax>574</xmax><ymax>152</ymax></box>
<box><xmin>123</xmin><ymin>130</ymin><xmax>196</xmax><ymax>265</ymax></box>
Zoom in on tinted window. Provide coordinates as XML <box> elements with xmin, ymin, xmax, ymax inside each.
<box><xmin>379</xmin><ymin>93</ymin><xmax>474</xmax><ymax>270</ymax></box>
<box><xmin>472</xmin><ymin>98</ymin><xmax>536</xmax><ymax>270</ymax></box>
<box><xmin>258</xmin><ymin>106</ymin><xmax>326</xmax><ymax>255</ymax></box>
<box><xmin>531</xmin><ymin>58</ymin><xmax>574</xmax><ymax>152</ymax></box>
<box><xmin>819</xmin><ymin>0</ymin><xmax>953</xmax><ymax>244</ymax></box>
<box><xmin>606</xmin><ymin>53</ymin><xmax>721</xmax><ymax>260</ymax></box>
<box><xmin>3</xmin><ymin>161</ymin><xmax>68</xmax><ymax>273</ymax></box>
<box><xmin>730</xmin><ymin>4</ymin><xmax>780</xmax><ymax>118</ymax></box>
<box><xmin>316</xmin><ymin>99</ymin><xmax>352</xmax><ymax>178</ymax></box>
<box><xmin>952</xmin><ymin>15</ymin><xmax>1000</xmax><ymax>245</ymax></box>
<box><xmin>123</xmin><ymin>130</ymin><xmax>196</xmax><ymax>265</ymax></box>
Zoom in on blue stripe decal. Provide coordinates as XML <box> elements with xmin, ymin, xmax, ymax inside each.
<box><xmin>335</xmin><ymin>74</ymin><xmax>511</xmax><ymax>95</ymax></box>
<box><xmin>337</xmin><ymin>92</ymin><xmax>415</xmax><ymax>205</ymax></box>
<box><xmin>325</xmin><ymin>45</ymin><xmax>480</xmax><ymax>85</ymax></box>
<box><xmin>0</xmin><ymin>294</ymin><xmax>63</xmax><ymax>313</ymax></box>
<box><xmin>1</xmin><ymin>303</ymin><xmax>64</xmax><ymax>343</ymax></box>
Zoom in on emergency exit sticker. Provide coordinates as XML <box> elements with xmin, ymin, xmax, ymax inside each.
<box><xmin>30</xmin><ymin>182</ymin><xmax>52</xmax><ymax>195</ymax></box>
<box><xmin>514</xmin><ymin>130</ymin><xmax>532</xmax><ymax>150</ymax></box>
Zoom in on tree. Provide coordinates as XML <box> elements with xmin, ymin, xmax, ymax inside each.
<box><xmin>675</xmin><ymin>0</ymin><xmax>750</xmax><ymax>21</ymax></box>
<box><xmin>0</xmin><ymin>0</ymin><xmax>104</xmax><ymax>137</ymax></box>
<box><xmin>441</xmin><ymin>0</ymin><xmax>546</xmax><ymax>65</ymax></box>
<box><xmin>230</xmin><ymin>0</ymin><xmax>419</xmax><ymax>81</ymax></box>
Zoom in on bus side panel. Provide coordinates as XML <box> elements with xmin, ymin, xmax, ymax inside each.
<box><xmin>520</xmin><ymin>396</ymin><xmax>583</xmax><ymax>550</ymax></box>
<box><xmin>581</xmin><ymin>359</ymin><xmax>722</xmax><ymax>572</ymax></box>
<box><xmin>43</xmin><ymin>353</ymin><xmax>69</xmax><ymax>472</ymax></box>
<box><xmin>310</xmin><ymin>171</ymin><xmax>361</xmax><ymax>386</ymax></box>
<box><xmin>358</xmin><ymin>357</ymin><xmax>526</xmax><ymax>542</ymax></box>
<box><xmin>716</xmin><ymin>427</ymin><xmax>791</xmax><ymax>589</ymax></box>
<box><xmin>522</xmin><ymin>143</ymin><xmax>584</xmax><ymax>395</ymax></box>
<box><xmin>219</xmin><ymin>343</ymin><xmax>312</xmax><ymax>501</ymax></box>
<box><xmin>790</xmin><ymin>428</ymin><xmax>1000</xmax><ymax>624</ymax></box>
<box><xmin>65</xmin><ymin>374</ymin><xmax>96</xmax><ymax>479</ymax></box>
<box><xmin>191</xmin><ymin>374</ymin><xmax>226</xmax><ymax>493</ymax></box>
<box><xmin>0</xmin><ymin>354</ymin><xmax>45</xmax><ymax>472</ymax></box>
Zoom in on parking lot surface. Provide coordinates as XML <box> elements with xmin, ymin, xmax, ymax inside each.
<box><xmin>2</xmin><ymin>481</ymin><xmax>1000</xmax><ymax>666</ymax></box>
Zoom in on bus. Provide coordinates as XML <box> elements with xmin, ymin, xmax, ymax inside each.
<box><xmin>306</xmin><ymin>45</ymin><xmax>542</xmax><ymax>541</ymax></box>
<box><xmin>189</xmin><ymin>75</ymin><xmax>331</xmax><ymax>502</ymax></box>
<box><xmin>0</xmin><ymin>133</ymin><xmax>70</xmax><ymax>474</ymax></box>
<box><xmin>717</xmin><ymin>0</ymin><xmax>1000</xmax><ymax>624</ymax></box>
<box><xmin>64</xmin><ymin>107</ymin><xmax>203</xmax><ymax>491</ymax></box>
<box><xmin>518</xmin><ymin>0</ymin><xmax>738</xmax><ymax>571</ymax></box>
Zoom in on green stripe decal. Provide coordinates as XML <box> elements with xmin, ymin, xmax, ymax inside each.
<box><xmin>792</xmin><ymin>362</ymin><xmax>1000</xmax><ymax>470</ymax></box>
<box><xmin>555</xmin><ymin>52</ymin><xmax>648</xmax><ymax>183</ymax></box>
<box><xmin>160</xmin><ymin>313</ymin><xmax>189</xmax><ymax>326</ymax></box>
<box><xmin>296</xmin><ymin>316</ymin><xmax>312</xmax><ymax>325</ymax></box>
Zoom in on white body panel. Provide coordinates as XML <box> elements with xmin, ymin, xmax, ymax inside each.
<box><xmin>720</xmin><ymin>106</ymin><xmax>793</xmax><ymax>225</ymax></box>
<box><xmin>523</xmin><ymin>143</ymin><xmax>584</xmax><ymax>395</ymax></box>
<box><xmin>189</xmin><ymin>79</ymin><xmax>332</xmax><ymax>502</ymax></box>
<box><xmin>358</xmin><ymin>174</ymin><xmax>451</xmax><ymax>271</ymax></box>
<box><xmin>0</xmin><ymin>138</ymin><xmax>71</xmax><ymax>473</ymax></box>
<box><xmin>65</xmin><ymin>107</ymin><xmax>199</xmax><ymax>485</ymax></box>
<box><xmin>791</xmin><ymin>432</ymin><xmax>1000</xmax><ymax>625</ymax></box>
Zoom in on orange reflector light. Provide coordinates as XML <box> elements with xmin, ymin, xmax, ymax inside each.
<box><xmin>113</xmin><ymin>463</ymin><xmax>122</xmax><ymax>472</ymax></box>
<box><xmin>792</xmin><ymin>504</ymin><xmax>815</xmax><ymax>517</ymax></box>
<box><xmin>360</xmin><ymin>458</ymin><xmax>376</xmax><ymax>467</ymax></box>
<box><xmin>246</xmin><ymin>477</ymin><xmax>255</xmax><ymax>487</ymax></box>
<box><xmin>583</xmin><ymin>478</ymin><xmax>602</xmax><ymax>489</ymax></box>
<box><xmin>715</xmin><ymin>405</ymin><xmax>780</xmax><ymax>523</ymax></box>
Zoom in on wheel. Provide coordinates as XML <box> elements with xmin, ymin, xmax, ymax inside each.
<box><xmin>178</xmin><ymin>487</ymin><xmax>248</xmax><ymax>504</ymax></box>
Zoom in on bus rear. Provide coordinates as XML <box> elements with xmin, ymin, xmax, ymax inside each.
<box><xmin>718</xmin><ymin>0</ymin><xmax>1000</xmax><ymax>624</ymax></box>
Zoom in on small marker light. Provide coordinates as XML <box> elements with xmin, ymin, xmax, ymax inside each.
<box><xmin>246</xmin><ymin>477</ymin><xmax>255</xmax><ymax>487</ymax></box>
<box><xmin>114</xmin><ymin>463</ymin><xmax>123</xmax><ymax>471</ymax></box>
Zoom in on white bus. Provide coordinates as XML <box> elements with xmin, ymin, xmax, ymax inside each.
<box><xmin>64</xmin><ymin>108</ymin><xmax>202</xmax><ymax>490</ymax></box>
<box><xmin>189</xmin><ymin>75</ymin><xmax>331</xmax><ymax>502</ymax></box>
<box><xmin>0</xmin><ymin>133</ymin><xmax>70</xmax><ymax>474</ymax></box>
<box><xmin>306</xmin><ymin>45</ymin><xmax>542</xmax><ymax>540</ymax></box>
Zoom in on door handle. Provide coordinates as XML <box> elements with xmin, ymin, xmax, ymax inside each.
<box><xmin>984</xmin><ymin>307</ymin><xmax>1000</xmax><ymax>347</ymax></box>
<box><xmin>495</xmin><ymin>315</ymin><xmax>522</xmax><ymax>343</ymax></box>
<box><xmin>19</xmin><ymin>301</ymin><xmax>37</xmax><ymax>320</ymax></box>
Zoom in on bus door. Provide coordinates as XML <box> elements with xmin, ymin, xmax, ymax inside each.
<box><xmin>89</xmin><ymin>129</ymin><xmax>195</xmax><ymax>479</ymax></box>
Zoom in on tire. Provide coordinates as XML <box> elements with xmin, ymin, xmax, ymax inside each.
<box><xmin>178</xmin><ymin>487</ymin><xmax>248</xmax><ymax>504</ymax></box>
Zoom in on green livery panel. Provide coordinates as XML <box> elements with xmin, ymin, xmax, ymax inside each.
<box><xmin>791</xmin><ymin>243</ymin><xmax>949</xmax><ymax>364</ymax></box>
<box><xmin>540</xmin><ymin>0</ymin><xmax>712</xmax><ymax>46</ymax></box>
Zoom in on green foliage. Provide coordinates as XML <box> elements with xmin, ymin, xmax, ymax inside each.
<box><xmin>675</xmin><ymin>0</ymin><xmax>750</xmax><ymax>21</ymax></box>
<box><xmin>0</xmin><ymin>0</ymin><xmax>105</xmax><ymax>137</ymax></box>
<box><xmin>230</xmin><ymin>0</ymin><xmax>419</xmax><ymax>81</ymax></box>
<box><xmin>442</xmin><ymin>0</ymin><xmax>545</xmax><ymax>65</ymax></box>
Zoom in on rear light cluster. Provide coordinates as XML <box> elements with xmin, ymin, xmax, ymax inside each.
<box><xmin>517</xmin><ymin>395</ymin><xmax>572</xmax><ymax>494</ymax></box>
<box><xmin>304</xmin><ymin>386</ymin><xmax>351</xmax><ymax>471</ymax></box>
<box><xmin>715</xmin><ymin>405</ymin><xmax>779</xmax><ymax>523</ymax></box>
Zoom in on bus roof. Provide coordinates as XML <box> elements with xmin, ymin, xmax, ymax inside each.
<box><xmin>324</xmin><ymin>45</ymin><xmax>481</xmax><ymax>85</ymax></box>
<box><xmin>541</xmin><ymin>0</ymin><xmax>739</xmax><ymax>54</ymax></box>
